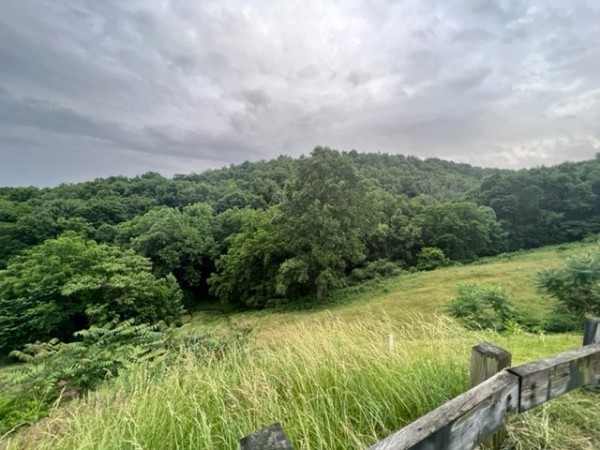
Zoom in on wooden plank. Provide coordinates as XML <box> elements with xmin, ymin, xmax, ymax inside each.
<box><xmin>469</xmin><ymin>343</ymin><xmax>511</xmax><ymax>449</ymax></box>
<box><xmin>239</xmin><ymin>423</ymin><xmax>294</xmax><ymax>450</ymax></box>
<box><xmin>368</xmin><ymin>371</ymin><xmax>519</xmax><ymax>450</ymax></box>
<box><xmin>583</xmin><ymin>318</ymin><xmax>600</xmax><ymax>345</ymax></box>
<box><xmin>509</xmin><ymin>343</ymin><xmax>600</xmax><ymax>412</ymax></box>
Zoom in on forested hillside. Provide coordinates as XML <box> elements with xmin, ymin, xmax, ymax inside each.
<box><xmin>1</xmin><ymin>148</ymin><xmax>600</xmax><ymax>354</ymax></box>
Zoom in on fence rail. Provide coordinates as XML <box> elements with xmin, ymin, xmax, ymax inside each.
<box><xmin>240</xmin><ymin>317</ymin><xmax>600</xmax><ymax>450</ymax></box>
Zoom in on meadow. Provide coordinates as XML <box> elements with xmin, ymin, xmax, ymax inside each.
<box><xmin>2</xmin><ymin>240</ymin><xmax>600</xmax><ymax>449</ymax></box>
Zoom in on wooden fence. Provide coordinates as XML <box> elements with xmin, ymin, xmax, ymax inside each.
<box><xmin>240</xmin><ymin>317</ymin><xmax>600</xmax><ymax>450</ymax></box>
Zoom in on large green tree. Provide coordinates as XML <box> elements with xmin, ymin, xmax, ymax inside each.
<box><xmin>276</xmin><ymin>147</ymin><xmax>377</xmax><ymax>300</ymax></box>
<box><xmin>0</xmin><ymin>233</ymin><xmax>183</xmax><ymax>355</ymax></box>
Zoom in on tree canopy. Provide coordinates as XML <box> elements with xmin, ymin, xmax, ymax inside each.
<box><xmin>0</xmin><ymin>233</ymin><xmax>182</xmax><ymax>355</ymax></box>
<box><xmin>276</xmin><ymin>147</ymin><xmax>377</xmax><ymax>300</ymax></box>
<box><xmin>0</xmin><ymin>148</ymin><xmax>598</xmax><ymax>325</ymax></box>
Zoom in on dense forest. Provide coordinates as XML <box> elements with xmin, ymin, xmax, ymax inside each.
<box><xmin>1</xmin><ymin>147</ymin><xmax>600</xmax><ymax>355</ymax></box>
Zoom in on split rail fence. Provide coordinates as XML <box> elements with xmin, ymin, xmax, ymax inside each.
<box><xmin>240</xmin><ymin>317</ymin><xmax>600</xmax><ymax>450</ymax></box>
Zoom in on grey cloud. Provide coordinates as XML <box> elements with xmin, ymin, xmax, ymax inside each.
<box><xmin>1</xmin><ymin>0</ymin><xmax>600</xmax><ymax>186</ymax></box>
<box><xmin>0</xmin><ymin>90</ymin><xmax>253</xmax><ymax>166</ymax></box>
<box><xmin>452</xmin><ymin>27</ymin><xmax>494</xmax><ymax>43</ymax></box>
<box><xmin>463</xmin><ymin>0</ymin><xmax>527</xmax><ymax>22</ymax></box>
<box><xmin>0</xmin><ymin>94</ymin><xmax>115</xmax><ymax>140</ymax></box>
<box><xmin>444</xmin><ymin>67</ymin><xmax>492</xmax><ymax>91</ymax></box>
<box><xmin>0</xmin><ymin>24</ymin><xmax>106</xmax><ymax>99</ymax></box>
<box><xmin>141</xmin><ymin>125</ymin><xmax>261</xmax><ymax>161</ymax></box>
<box><xmin>346</xmin><ymin>70</ymin><xmax>372</xmax><ymax>86</ymax></box>
<box><xmin>296</xmin><ymin>65</ymin><xmax>319</xmax><ymax>80</ymax></box>
<box><xmin>241</xmin><ymin>89</ymin><xmax>271</xmax><ymax>109</ymax></box>
<box><xmin>402</xmin><ymin>50</ymin><xmax>443</xmax><ymax>83</ymax></box>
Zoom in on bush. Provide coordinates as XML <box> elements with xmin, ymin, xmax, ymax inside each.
<box><xmin>583</xmin><ymin>233</ymin><xmax>600</xmax><ymax>244</ymax></box>
<box><xmin>0</xmin><ymin>320</ymin><xmax>171</xmax><ymax>436</ymax></box>
<box><xmin>0</xmin><ymin>321</ymin><xmax>255</xmax><ymax>437</ymax></box>
<box><xmin>9</xmin><ymin>320</ymin><xmax>169</xmax><ymax>397</ymax></box>
<box><xmin>537</xmin><ymin>245</ymin><xmax>600</xmax><ymax>318</ymax></box>
<box><xmin>416</xmin><ymin>247</ymin><xmax>447</xmax><ymax>271</ymax></box>
<box><xmin>543</xmin><ymin>304</ymin><xmax>581</xmax><ymax>333</ymax></box>
<box><xmin>350</xmin><ymin>259</ymin><xmax>404</xmax><ymax>282</ymax></box>
<box><xmin>446</xmin><ymin>283</ymin><xmax>521</xmax><ymax>331</ymax></box>
<box><xmin>0</xmin><ymin>392</ymin><xmax>52</xmax><ymax>436</ymax></box>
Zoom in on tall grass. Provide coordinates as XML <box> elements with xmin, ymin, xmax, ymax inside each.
<box><xmin>4</xmin><ymin>314</ymin><xmax>589</xmax><ymax>450</ymax></box>
<box><xmin>4</xmin><ymin>241</ymin><xmax>600</xmax><ymax>449</ymax></box>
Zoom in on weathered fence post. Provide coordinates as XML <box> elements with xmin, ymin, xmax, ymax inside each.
<box><xmin>583</xmin><ymin>317</ymin><xmax>600</xmax><ymax>346</ymax></box>
<box><xmin>470</xmin><ymin>342</ymin><xmax>512</xmax><ymax>450</ymax></box>
<box><xmin>239</xmin><ymin>423</ymin><xmax>294</xmax><ymax>450</ymax></box>
<box><xmin>470</xmin><ymin>342</ymin><xmax>512</xmax><ymax>387</ymax></box>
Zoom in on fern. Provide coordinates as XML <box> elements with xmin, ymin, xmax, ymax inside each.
<box><xmin>1</xmin><ymin>321</ymin><xmax>254</xmax><ymax>436</ymax></box>
<box><xmin>8</xmin><ymin>320</ymin><xmax>168</xmax><ymax>397</ymax></box>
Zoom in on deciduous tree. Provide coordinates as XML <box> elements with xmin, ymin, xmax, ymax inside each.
<box><xmin>0</xmin><ymin>233</ymin><xmax>182</xmax><ymax>355</ymax></box>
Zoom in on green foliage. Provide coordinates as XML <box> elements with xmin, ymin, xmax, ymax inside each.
<box><xmin>6</xmin><ymin>314</ymin><xmax>589</xmax><ymax>450</ymax></box>
<box><xmin>364</xmin><ymin>192</ymin><xmax>421</xmax><ymax>264</ymax></box>
<box><xmin>543</xmin><ymin>304</ymin><xmax>582</xmax><ymax>333</ymax></box>
<box><xmin>478</xmin><ymin>160</ymin><xmax>600</xmax><ymax>251</ymax></box>
<box><xmin>411</xmin><ymin>200</ymin><xmax>506</xmax><ymax>260</ymax></box>
<box><xmin>1</xmin><ymin>150</ymin><xmax>600</xmax><ymax>316</ymax></box>
<box><xmin>210</xmin><ymin>148</ymin><xmax>380</xmax><ymax>306</ymax></box>
<box><xmin>0</xmin><ymin>320</ymin><xmax>255</xmax><ymax>438</ymax></box>
<box><xmin>416</xmin><ymin>247</ymin><xmax>447</xmax><ymax>271</ymax></box>
<box><xmin>0</xmin><ymin>234</ymin><xmax>183</xmax><ymax>355</ymax></box>
<box><xmin>9</xmin><ymin>320</ymin><xmax>168</xmax><ymax>395</ymax></box>
<box><xmin>446</xmin><ymin>283</ymin><xmax>520</xmax><ymax>331</ymax></box>
<box><xmin>276</xmin><ymin>147</ymin><xmax>377</xmax><ymax>300</ymax></box>
<box><xmin>350</xmin><ymin>259</ymin><xmax>404</xmax><ymax>282</ymax></box>
<box><xmin>208</xmin><ymin>208</ymin><xmax>284</xmax><ymax>308</ymax></box>
<box><xmin>115</xmin><ymin>203</ymin><xmax>216</xmax><ymax>289</ymax></box>
<box><xmin>5</xmin><ymin>318</ymin><xmax>471</xmax><ymax>449</ymax></box>
<box><xmin>0</xmin><ymin>391</ymin><xmax>52</xmax><ymax>437</ymax></box>
<box><xmin>0</xmin><ymin>320</ymin><xmax>169</xmax><ymax>436</ymax></box>
<box><xmin>4</xmin><ymin>243</ymin><xmax>599</xmax><ymax>448</ymax></box>
<box><xmin>538</xmin><ymin>245</ymin><xmax>600</xmax><ymax>317</ymax></box>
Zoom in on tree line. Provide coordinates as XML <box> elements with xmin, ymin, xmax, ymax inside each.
<box><xmin>1</xmin><ymin>148</ymin><xmax>599</xmax><ymax>354</ymax></box>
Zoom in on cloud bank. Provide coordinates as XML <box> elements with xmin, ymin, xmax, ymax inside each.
<box><xmin>1</xmin><ymin>0</ymin><xmax>600</xmax><ymax>185</ymax></box>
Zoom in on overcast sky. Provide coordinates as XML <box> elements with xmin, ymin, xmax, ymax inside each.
<box><xmin>1</xmin><ymin>0</ymin><xmax>600</xmax><ymax>186</ymax></box>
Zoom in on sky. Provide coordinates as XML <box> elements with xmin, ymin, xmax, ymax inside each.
<box><xmin>1</xmin><ymin>0</ymin><xmax>600</xmax><ymax>186</ymax></box>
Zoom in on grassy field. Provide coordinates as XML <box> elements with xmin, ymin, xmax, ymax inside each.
<box><xmin>186</xmin><ymin>241</ymin><xmax>585</xmax><ymax>339</ymax></box>
<box><xmin>3</xmin><ymin>241</ymin><xmax>600</xmax><ymax>449</ymax></box>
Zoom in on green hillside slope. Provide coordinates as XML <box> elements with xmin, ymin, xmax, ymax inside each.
<box><xmin>3</xmin><ymin>241</ymin><xmax>600</xmax><ymax>450</ymax></box>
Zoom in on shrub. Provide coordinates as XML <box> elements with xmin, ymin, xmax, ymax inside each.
<box><xmin>9</xmin><ymin>320</ymin><xmax>169</xmax><ymax>396</ymax></box>
<box><xmin>350</xmin><ymin>259</ymin><xmax>404</xmax><ymax>282</ymax></box>
<box><xmin>446</xmin><ymin>283</ymin><xmax>520</xmax><ymax>331</ymax></box>
<box><xmin>0</xmin><ymin>321</ymin><xmax>255</xmax><ymax>437</ymax></box>
<box><xmin>543</xmin><ymin>304</ymin><xmax>581</xmax><ymax>333</ymax></box>
<box><xmin>0</xmin><ymin>392</ymin><xmax>52</xmax><ymax>436</ymax></box>
<box><xmin>0</xmin><ymin>320</ymin><xmax>170</xmax><ymax>436</ymax></box>
<box><xmin>537</xmin><ymin>245</ymin><xmax>600</xmax><ymax>318</ymax></box>
<box><xmin>416</xmin><ymin>247</ymin><xmax>447</xmax><ymax>271</ymax></box>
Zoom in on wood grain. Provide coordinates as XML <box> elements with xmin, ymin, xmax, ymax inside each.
<box><xmin>368</xmin><ymin>371</ymin><xmax>519</xmax><ymax>450</ymax></box>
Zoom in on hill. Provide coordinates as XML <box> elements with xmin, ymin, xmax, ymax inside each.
<box><xmin>1</xmin><ymin>149</ymin><xmax>599</xmax><ymax>318</ymax></box>
<box><xmin>3</xmin><ymin>240</ymin><xmax>600</xmax><ymax>449</ymax></box>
